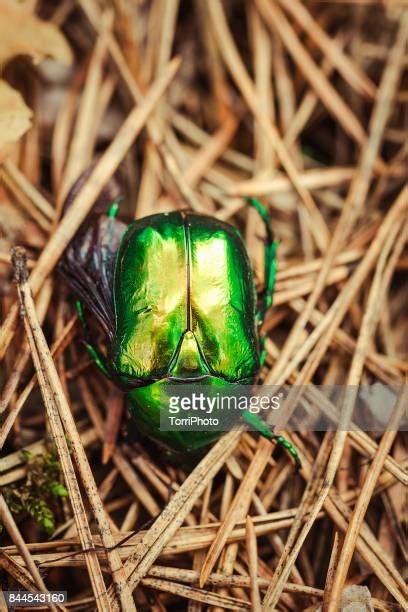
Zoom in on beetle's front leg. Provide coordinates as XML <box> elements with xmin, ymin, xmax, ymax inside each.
<box><xmin>75</xmin><ymin>299</ymin><xmax>111</xmax><ymax>379</ymax></box>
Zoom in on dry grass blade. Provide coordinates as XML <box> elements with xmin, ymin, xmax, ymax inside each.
<box><xmin>282</xmin><ymin>33</ymin><xmax>344</xmax><ymax>149</ymax></box>
<box><xmin>141</xmin><ymin>577</ymin><xmax>250</xmax><ymax>610</ymax></box>
<box><xmin>2</xmin><ymin>160</ymin><xmax>55</xmax><ymax>221</ymax></box>
<box><xmin>102</xmin><ymin>388</ymin><xmax>124</xmax><ymax>465</ymax></box>
<box><xmin>157</xmin><ymin>141</ymin><xmax>206</xmax><ymax>211</ymax></box>
<box><xmin>0</xmin><ymin>168</ymin><xmax>51</xmax><ymax>233</ymax></box>
<box><xmin>249</xmin><ymin>2</ymin><xmax>275</xmax><ymax>172</ymax></box>
<box><xmin>59</xmin><ymin>12</ymin><xmax>111</xmax><ymax>203</ymax></box>
<box><xmin>0</xmin><ymin>313</ymin><xmax>77</xmax><ymax>449</ymax></box>
<box><xmin>51</xmin><ymin>69</ymin><xmax>85</xmax><ymax>199</ymax></box>
<box><xmin>227</xmin><ymin>166</ymin><xmax>354</xmax><ymax>197</ymax></box>
<box><xmin>0</xmin><ymin>550</ymin><xmax>42</xmax><ymax>595</ymax></box>
<box><xmin>155</xmin><ymin>0</ymin><xmax>180</xmax><ymax>76</ymax></box>
<box><xmin>0</xmin><ymin>507</ymin><xmax>326</xmax><ymax>563</ymax></box>
<box><xmin>322</xmin><ymin>531</ymin><xmax>340</xmax><ymax>611</ymax></box>
<box><xmin>246</xmin><ymin>516</ymin><xmax>262</xmax><ymax>611</ymax></box>
<box><xmin>0</xmin><ymin>278</ymin><xmax>53</xmax><ymax>417</ymax></box>
<box><xmin>184</xmin><ymin>115</ymin><xmax>238</xmax><ymax>189</ymax></box>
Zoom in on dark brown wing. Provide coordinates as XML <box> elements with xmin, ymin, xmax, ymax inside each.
<box><xmin>58</xmin><ymin>167</ymin><xmax>127</xmax><ymax>341</ymax></box>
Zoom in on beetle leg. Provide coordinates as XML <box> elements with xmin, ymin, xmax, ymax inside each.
<box><xmin>75</xmin><ymin>299</ymin><xmax>111</xmax><ymax>378</ymax></box>
<box><xmin>242</xmin><ymin>410</ymin><xmax>301</xmax><ymax>470</ymax></box>
<box><xmin>107</xmin><ymin>197</ymin><xmax>123</xmax><ymax>219</ymax></box>
<box><xmin>246</xmin><ymin>197</ymin><xmax>278</xmax><ymax>367</ymax></box>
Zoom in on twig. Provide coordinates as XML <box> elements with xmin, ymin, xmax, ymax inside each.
<box><xmin>246</xmin><ymin>516</ymin><xmax>262</xmax><ymax>611</ymax></box>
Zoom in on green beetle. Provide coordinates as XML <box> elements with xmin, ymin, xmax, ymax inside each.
<box><xmin>60</xmin><ymin>188</ymin><xmax>299</xmax><ymax>466</ymax></box>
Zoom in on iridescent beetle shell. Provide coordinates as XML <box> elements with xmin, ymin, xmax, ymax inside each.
<box><xmin>59</xmin><ymin>184</ymin><xmax>270</xmax><ymax>454</ymax></box>
<box><xmin>112</xmin><ymin>211</ymin><xmax>259</xmax><ymax>383</ymax></box>
<box><xmin>59</xmin><ymin>180</ymin><xmax>304</xmax><ymax>469</ymax></box>
<box><xmin>110</xmin><ymin>211</ymin><xmax>260</xmax><ymax>451</ymax></box>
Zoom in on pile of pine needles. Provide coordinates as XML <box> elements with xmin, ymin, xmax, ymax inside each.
<box><xmin>0</xmin><ymin>1</ymin><xmax>407</xmax><ymax>610</ymax></box>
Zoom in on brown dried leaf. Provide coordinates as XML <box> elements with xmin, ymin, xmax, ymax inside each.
<box><xmin>0</xmin><ymin>1</ymin><xmax>73</xmax><ymax>67</ymax></box>
<box><xmin>0</xmin><ymin>80</ymin><xmax>32</xmax><ymax>155</ymax></box>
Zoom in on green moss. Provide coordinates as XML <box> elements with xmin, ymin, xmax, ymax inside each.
<box><xmin>1</xmin><ymin>448</ymin><xmax>68</xmax><ymax>536</ymax></box>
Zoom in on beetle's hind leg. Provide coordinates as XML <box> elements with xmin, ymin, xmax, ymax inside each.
<box><xmin>242</xmin><ymin>410</ymin><xmax>301</xmax><ymax>470</ymax></box>
<box><xmin>246</xmin><ymin>197</ymin><xmax>278</xmax><ymax>368</ymax></box>
<box><xmin>75</xmin><ymin>299</ymin><xmax>111</xmax><ymax>379</ymax></box>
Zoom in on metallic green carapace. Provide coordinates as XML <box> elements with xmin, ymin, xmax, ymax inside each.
<box><xmin>109</xmin><ymin>211</ymin><xmax>259</xmax><ymax>452</ymax></box>
<box><xmin>112</xmin><ymin>211</ymin><xmax>259</xmax><ymax>384</ymax></box>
